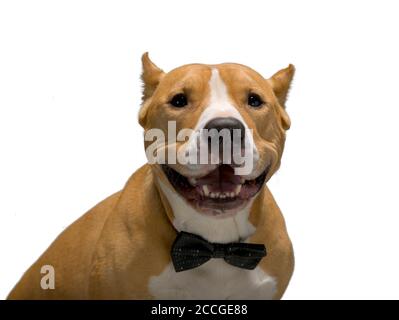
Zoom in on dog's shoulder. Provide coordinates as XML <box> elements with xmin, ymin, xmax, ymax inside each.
<box><xmin>249</xmin><ymin>186</ymin><xmax>294</xmax><ymax>299</ymax></box>
<box><xmin>7</xmin><ymin>189</ymin><xmax>122</xmax><ymax>299</ymax></box>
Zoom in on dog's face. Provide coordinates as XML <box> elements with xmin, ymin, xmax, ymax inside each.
<box><xmin>139</xmin><ymin>53</ymin><xmax>294</xmax><ymax>217</ymax></box>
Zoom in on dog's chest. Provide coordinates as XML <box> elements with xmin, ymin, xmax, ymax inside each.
<box><xmin>148</xmin><ymin>260</ymin><xmax>276</xmax><ymax>300</ymax></box>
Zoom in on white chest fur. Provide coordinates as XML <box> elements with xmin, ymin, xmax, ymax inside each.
<box><xmin>157</xmin><ymin>179</ymin><xmax>256</xmax><ymax>243</ymax></box>
<box><xmin>154</xmin><ymin>180</ymin><xmax>277</xmax><ymax>299</ymax></box>
<box><xmin>149</xmin><ymin>260</ymin><xmax>276</xmax><ymax>300</ymax></box>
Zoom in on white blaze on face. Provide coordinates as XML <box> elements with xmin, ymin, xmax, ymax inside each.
<box><xmin>181</xmin><ymin>68</ymin><xmax>259</xmax><ymax>175</ymax></box>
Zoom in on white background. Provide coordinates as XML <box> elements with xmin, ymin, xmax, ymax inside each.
<box><xmin>1</xmin><ymin>0</ymin><xmax>399</xmax><ymax>300</ymax></box>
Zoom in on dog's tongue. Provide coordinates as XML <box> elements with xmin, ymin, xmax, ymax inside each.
<box><xmin>196</xmin><ymin>165</ymin><xmax>241</xmax><ymax>193</ymax></box>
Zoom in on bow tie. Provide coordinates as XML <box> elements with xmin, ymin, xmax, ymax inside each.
<box><xmin>171</xmin><ymin>231</ymin><xmax>267</xmax><ymax>272</ymax></box>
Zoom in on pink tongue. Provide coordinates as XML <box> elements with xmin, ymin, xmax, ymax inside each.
<box><xmin>196</xmin><ymin>165</ymin><xmax>241</xmax><ymax>193</ymax></box>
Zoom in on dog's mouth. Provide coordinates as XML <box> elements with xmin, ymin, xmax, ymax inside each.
<box><xmin>161</xmin><ymin>164</ymin><xmax>269</xmax><ymax>216</ymax></box>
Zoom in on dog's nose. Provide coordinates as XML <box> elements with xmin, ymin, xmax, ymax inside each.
<box><xmin>204</xmin><ymin>117</ymin><xmax>245</xmax><ymax>143</ymax></box>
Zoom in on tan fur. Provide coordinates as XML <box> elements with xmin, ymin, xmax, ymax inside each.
<box><xmin>8</xmin><ymin>54</ymin><xmax>295</xmax><ymax>299</ymax></box>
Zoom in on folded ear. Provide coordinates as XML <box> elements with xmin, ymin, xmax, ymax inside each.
<box><xmin>141</xmin><ymin>52</ymin><xmax>165</xmax><ymax>101</ymax></box>
<box><xmin>269</xmin><ymin>64</ymin><xmax>295</xmax><ymax>130</ymax></box>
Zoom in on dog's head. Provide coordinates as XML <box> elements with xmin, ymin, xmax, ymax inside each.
<box><xmin>139</xmin><ymin>53</ymin><xmax>294</xmax><ymax>218</ymax></box>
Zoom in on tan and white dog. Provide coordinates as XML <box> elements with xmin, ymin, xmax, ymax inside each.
<box><xmin>8</xmin><ymin>53</ymin><xmax>295</xmax><ymax>300</ymax></box>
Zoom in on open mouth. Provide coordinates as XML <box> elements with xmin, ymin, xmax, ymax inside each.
<box><xmin>161</xmin><ymin>164</ymin><xmax>269</xmax><ymax>216</ymax></box>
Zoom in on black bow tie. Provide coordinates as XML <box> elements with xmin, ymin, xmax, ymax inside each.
<box><xmin>171</xmin><ymin>231</ymin><xmax>267</xmax><ymax>272</ymax></box>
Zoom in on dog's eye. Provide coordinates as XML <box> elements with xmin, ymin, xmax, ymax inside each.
<box><xmin>247</xmin><ymin>93</ymin><xmax>264</xmax><ymax>108</ymax></box>
<box><xmin>169</xmin><ymin>93</ymin><xmax>188</xmax><ymax>108</ymax></box>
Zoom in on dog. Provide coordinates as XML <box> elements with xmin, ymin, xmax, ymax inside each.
<box><xmin>8</xmin><ymin>53</ymin><xmax>295</xmax><ymax>299</ymax></box>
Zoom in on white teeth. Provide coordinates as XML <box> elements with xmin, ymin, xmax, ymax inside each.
<box><xmin>202</xmin><ymin>185</ymin><xmax>210</xmax><ymax>196</ymax></box>
<box><xmin>188</xmin><ymin>178</ymin><xmax>197</xmax><ymax>186</ymax></box>
<box><xmin>240</xmin><ymin>177</ymin><xmax>245</xmax><ymax>184</ymax></box>
<box><xmin>204</xmin><ymin>190</ymin><xmax>238</xmax><ymax>199</ymax></box>
<box><xmin>203</xmin><ymin>186</ymin><xmax>242</xmax><ymax>199</ymax></box>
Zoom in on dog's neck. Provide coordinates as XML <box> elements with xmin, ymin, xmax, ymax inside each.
<box><xmin>156</xmin><ymin>178</ymin><xmax>256</xmax><ymax>243</ymax></box>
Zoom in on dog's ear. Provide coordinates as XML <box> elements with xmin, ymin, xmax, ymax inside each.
<box><xmin>141</xmin><ymin>52</ymin><xmax>165</xmax><ymax>101</ymax></box>
<box><xmin>139</xmin><ymin>53</ymin><xmax>165</xmax><ymax>127</ymax></box>
<box><xmin>269</xmin><ymin>64</ymin><xmax>295</xmax><ymax>130</ymax></box>
<box><xmin>269</xmin><ymin>64</ymin><xmax>295</xmax><ymax>106</ymax></box>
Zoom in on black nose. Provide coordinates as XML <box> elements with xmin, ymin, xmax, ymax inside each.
<box><xmin>204</xmin><ymin>117</ymin><xmax>245</xmax><ymax>143</ymax></box>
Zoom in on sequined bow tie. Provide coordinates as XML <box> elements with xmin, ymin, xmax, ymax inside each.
<box><xmin>171</xmin><ymin>231</ymin><xmax>267</xmax><ymax>272</ymax></box>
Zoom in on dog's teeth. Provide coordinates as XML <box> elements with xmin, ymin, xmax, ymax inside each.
<box><xmin>207</xmin><ymin>191</ymin><xmax>238</xmax><ymax>199</ymax></box>
<box><xmin>189</xmin><ymin>178</ymin><xmax>197</xmax><ymax>186</ymax></box>
<box><xmin>202</xmin><ymin>185</ymin><xmax>210</xmax><ymax>196</ymax></box>
<box><xmin>240</xmin><ymin>177</ymin><xmax>245</xmax><ymax>184</ymax></box>
<box><xmin>234</xmin><ymin>185</ymin><xmax>242</xmax><ymax>195</ymax></box>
